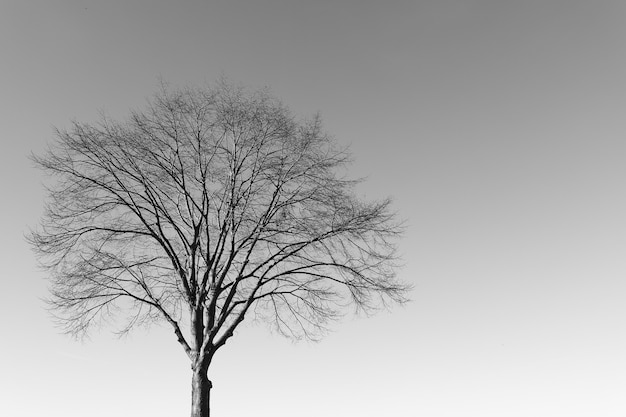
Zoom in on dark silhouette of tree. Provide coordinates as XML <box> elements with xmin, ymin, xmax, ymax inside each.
<box><xmin>29</xmin><ymin>81</ymin><xmax>410</xmax><ymax>417</ymax></box>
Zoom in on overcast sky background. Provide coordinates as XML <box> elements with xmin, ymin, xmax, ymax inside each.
<box><xmin>3</xmin><ymin>0</ymin><xmax>626</xmax><ymax>416</ymax></box>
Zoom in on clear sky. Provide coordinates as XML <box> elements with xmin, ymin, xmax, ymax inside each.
<box><xmin>3</xmin><ymin>0</ymin><xmax>626</xmax><ymax>416</ymax></box>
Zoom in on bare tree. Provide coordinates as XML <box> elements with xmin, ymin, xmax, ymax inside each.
<box><xmin>29</xmin><ymin>81</ymin><xmax>410</xmax><ymax>417</ymax></box>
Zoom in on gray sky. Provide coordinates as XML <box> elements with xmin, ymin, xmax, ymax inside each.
<box><xmin>3</xmin><ymin>0</ymin><xmax>626</xmax><ymax>416</ymax></box>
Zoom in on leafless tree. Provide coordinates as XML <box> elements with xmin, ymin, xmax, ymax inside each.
<box><xmin>29</xmin><ymin>81</ymin><xmax>410</xmax><ymax>417</ymax></box>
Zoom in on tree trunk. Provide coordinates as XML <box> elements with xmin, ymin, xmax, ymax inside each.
<box><xmin>190</xmin><ymin>366</ymin><xmax>212</xmax><ymax>417</ymax></box>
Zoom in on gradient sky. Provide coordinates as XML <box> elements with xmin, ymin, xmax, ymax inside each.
<box><xmin>3</xmin><ymin>1</ymin><xmax>626</xmax><ymax>416</ymax></box>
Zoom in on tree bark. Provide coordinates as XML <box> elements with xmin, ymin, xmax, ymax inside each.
<box><xmin>190</xmin><ymin>365</ymin><xmax>212</xmax><ymax>417</ymax></box>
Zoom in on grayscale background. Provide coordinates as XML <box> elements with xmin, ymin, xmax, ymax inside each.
<box><xmin>3</xmin><ymin>1</ymin><xmax>626</xmax><ymax>416</ymax></box>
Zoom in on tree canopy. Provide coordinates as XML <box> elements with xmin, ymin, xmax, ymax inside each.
<box><xmin>29</xmin><ymin>81</ymin><xmax>410</xmax><ymax>415</ymax></box>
